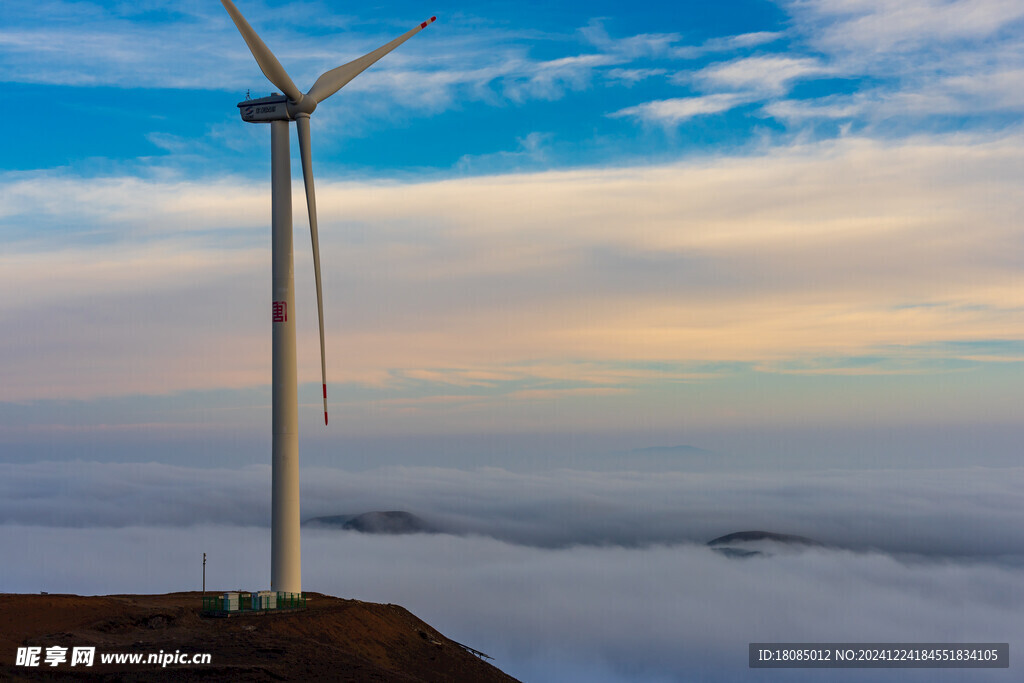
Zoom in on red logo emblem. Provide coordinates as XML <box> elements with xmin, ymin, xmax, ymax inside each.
<box><xmin>272</xmin><ymin>301</ymin><xmax>287</xmax><ymax>323</ymax></box>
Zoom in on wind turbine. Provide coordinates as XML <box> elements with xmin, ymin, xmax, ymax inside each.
<box><xmin>221</xmin><ymin>0</ymin><xmax>435</xmax><ymax>594</ymax></box>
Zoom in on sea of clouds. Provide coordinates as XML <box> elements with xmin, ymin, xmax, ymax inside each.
<box><xmin>2</xmin><ymin>461</ymin><xmax>1021</xmax><ymax>682</ymax></box>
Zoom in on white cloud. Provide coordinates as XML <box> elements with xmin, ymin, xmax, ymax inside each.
<box><xmin>580</xmin><ymin>21</ymin><xmax>682</xmax><ymax>59</ymax></box>
<box><xmin>502</xmin><ymin>54</ymin><xmax>623</xmax><ymax>102</ymax></box>
<box><xmin>694</xmin><ymin>56</ymin><xmax>833</xmax><ymax>95</ymax></box>
<box><xmin>609</xmin><ymin>93</ymin><xmax>749</xmax><ymax>124</ymax></box>
<box><xmin>764</xmin><ymin>64</ymin><xmax>1024</xmax><ymax>123</ymax></box>
<box><xmin>788</xmin><ymin>0</ymin><xmax>1024</xmax><ymax>56</ymax></box>
<box><xmin>604</xmin><ymin>67</ymin><xmax>666</xmax><ymax>86</ymax></box>
<box><xmin>762</xmin><ymin>0</ymin><xmax>1024</xmax><ymax>127</ymax></box>
<box><xmin>671</xmin><ymin>31</ymin><xmax>788</xmax><ymax>60</ymax></box>
<box><xmin>720</xmin><ymin>31</ymin><xmax>786</xmax><ymax>49</ymax></box>
<box><xmin>455</xmin><ymin>132</ymin><xmax>552</xmax><ymax>173</ymax></box>
<box><xmin>761</xmin><ymin>96</ymin><xmax>865</xmax><ymax>121</ymax></box>
<box><xmin>2</xmin><ymin>133</ymin><xmax>1024</xmax><ymax>403</ymax></box>
<box><xmin>316</xmin><ymin>535</ymin><xmax>1022</xmax><ymax>683</ymax></box>
<box><xmin>0</xmin><ymin>3</ymin><xmax>626</xmax><ymax>115</ymax></box>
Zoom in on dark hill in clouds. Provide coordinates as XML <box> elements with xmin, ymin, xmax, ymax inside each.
<box><xmin>707</xmin><ymin>530</ymin><xmax>825</xmax><ymax>559</ymax></box>
<box><xmin>708</xmin><ymin>531</ymin><xmax>821</xmax><ymax>547</ymax></box>
<box><xmin>305</xmin><ymin>511</ymin><xmax>437</xmax><ymax>535</ymax></box>
<box><xmin>0</xmin><ymin>592</ymin><xmax>517</xmax><ymax>682</ymax></box>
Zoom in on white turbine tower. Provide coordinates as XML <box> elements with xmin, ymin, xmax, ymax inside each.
<box><xmin>221</xmin><ymin>0</ymin><xmax>435</xmax><ymax>594</ymax></box>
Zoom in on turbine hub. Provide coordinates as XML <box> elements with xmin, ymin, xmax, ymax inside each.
<box><xmin>287</xmin><ymin>95</ymin><xmax>317</xmax><ymax>118</ymax></box>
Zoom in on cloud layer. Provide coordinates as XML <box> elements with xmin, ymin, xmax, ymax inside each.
<box><xmin>3</xmin><ymin>461</ymin><xmax>1023</xmax><ymax>561</ymax></box>
<box><xmin>2</xmin><ymin>522</ymin><xmax>1020</xmax><ymax>683</ymax></box>
<box><xmin>5</xmin><ymin>0</ymin><xmax>1022</xmax><ymax>148</ymax></box>
<box><xmin>3</xmin><ymin>457</ymin><xmax>1022</xmax><ymax>682</ymax></box>
<box><xmin>2</xmin><ymin>134</ymin><xmax>1022</xmax><ymax>442</ymax></box>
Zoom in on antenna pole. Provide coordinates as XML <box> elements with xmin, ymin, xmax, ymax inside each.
<box><xmin>203</xmin><ymin>552</ymin><xmax>206</xmax><ymax>594</ymax></box>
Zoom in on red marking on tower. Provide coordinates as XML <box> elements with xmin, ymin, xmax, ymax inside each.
<box><xmin>272</xmin><ymin>301</ymin><xmax>287</xmax><ymax>323</ymax></box>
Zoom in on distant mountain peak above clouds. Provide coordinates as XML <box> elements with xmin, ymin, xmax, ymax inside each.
<box><xmin>708</xmin><ymin>530</ymin><xmax>821</xmax><ymax>547</ymax></box>
<box><xmin>707</xmin><ymin>530</ymin><xmax>824</xmax><ymax>559</ymax></box>
<box><xmin>305</xmin><ymin>511</ymin><xmax>438</xmax><ymax>535</ymax></box>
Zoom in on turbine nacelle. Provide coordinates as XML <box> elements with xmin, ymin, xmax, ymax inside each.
<box><xmin>238</xmin><ymin>93</ymin><xmax>317</xmax><ymax>123</ymax></box>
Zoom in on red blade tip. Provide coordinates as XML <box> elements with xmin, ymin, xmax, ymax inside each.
<box><xmin>324</xmin><ymin>412</ymin><xmax>329</xmax><ymax>426</ymax></box>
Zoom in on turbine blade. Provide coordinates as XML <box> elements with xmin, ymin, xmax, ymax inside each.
<box><xmin>306</xmin><ymin>16</ymin><xmax>436</xmax><ymax>104</ymax></box>
<box><xmin>221</xmin><ymin>0</ymin><xmax>304</xmax><ymax>103</ymax></box>
<box><xmin>296</xmin><ymin>116</ymin><xmax>328</xmax><ymax>426</ymax></box>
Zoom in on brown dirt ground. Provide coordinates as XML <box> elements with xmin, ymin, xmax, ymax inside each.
<box><xmin>0</xmin><ymin>592</ymin><xmax>521</xmax><ymax>682</ymax></box>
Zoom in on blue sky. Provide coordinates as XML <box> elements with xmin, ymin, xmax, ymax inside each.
<box><xmin>1</xmin><ymin>0</ymin><xmax>1024</xmax><ymax>466</ymax></box>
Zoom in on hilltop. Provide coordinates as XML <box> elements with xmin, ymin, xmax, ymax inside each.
<box><xmin>0</xmin><ymin>592</ymin><xmax>519</xmax><ymax>682</ymax></box>
<box><xmin>304</xmin><ymin>511</ymin><xmax>438</xmax><ymax>535</ymax></box>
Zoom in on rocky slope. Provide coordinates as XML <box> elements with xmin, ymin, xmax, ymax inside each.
<box><xmin>0</xmin><ymin>592</ymin><xmax>519</xmax><ymax>682</ymax></box>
